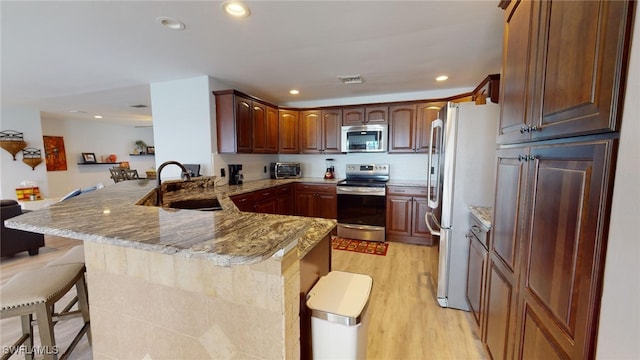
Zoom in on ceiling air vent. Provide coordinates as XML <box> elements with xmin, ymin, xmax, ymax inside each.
<box><xmin>130</xmin><ymin>104</ymin><xmax>148</xmax><ymax>108</ymax></box>
<box><xmin>337</xmin><ymin>75</ymin><xmax>363</xmax><ymax>84</ymax></box>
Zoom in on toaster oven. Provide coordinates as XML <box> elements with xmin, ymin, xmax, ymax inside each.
<box><xmin>270</xmin><ymin>162</ymin><xmax>301</xmax><ymax>179</ymax></box>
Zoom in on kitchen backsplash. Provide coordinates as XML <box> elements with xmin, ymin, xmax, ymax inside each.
<box><xmin>213</xmin><ymin>152</ymin><xmax>436</xmax><ymax>183</ymax></box>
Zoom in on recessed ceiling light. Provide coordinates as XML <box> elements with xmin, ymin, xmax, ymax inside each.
<box><xmin>436</xmin><ymin>75</ymin><xmax>449</xmax><ymax>81</ymax></box>
<box><xmin>222</xmin><ymin>1</ymin><xmax>250</xmax><ymax>18</ymax></box>
<box><xmin>289</xmin><ymin>89</ymin><xmax>300</xmax><ymax>95</ymax></box>
<box><xmin>94</xmin><ymin>115</ymin><xmax>103</xmax><ymax>119</ymax></box>
<box><xmin>155</xmin><ymin>16</ymin><xmax>186</xmax><ymax>31</ymax></box>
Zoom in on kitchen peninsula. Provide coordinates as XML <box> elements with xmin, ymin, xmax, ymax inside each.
<box><xmin>5</xmin><ymin>177</ymin><xmax>337</xmax><ymax>359</ymax></box>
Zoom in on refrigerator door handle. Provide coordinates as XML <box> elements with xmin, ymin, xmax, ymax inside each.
<box><xmin>424</xmin><ymin>211</ymin><xmax>441</xmax><ymax>236</ymax></box>
<box><xmin>427</xmin><ymin>119</ymin><xmax>444</xmax><ymax>209</ymax></box>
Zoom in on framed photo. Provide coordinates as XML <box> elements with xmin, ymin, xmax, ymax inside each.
<box><xmin>146</xmin><ymin>146</ymin><xmax>155</xmax><ymax>154</ymax></box>
<box><xmin>82</xmin><ymin>152</ymin><xmax>97</xmax><ymax>163</ymax></box>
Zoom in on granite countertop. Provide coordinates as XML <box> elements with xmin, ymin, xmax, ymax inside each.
<box><xmin>386</xmin><ymin>179</ymin><xmax>429</xmax><ymax>187</ymax></box>
<box><xmin>6</xmin><ymin>177</ymin><xmax>337</xmax><ymax>267</ymax></box>
<box><xmin>469</xmin><ymin>206</ymin><xmax>493</xmax><ymax>230</ymax></box>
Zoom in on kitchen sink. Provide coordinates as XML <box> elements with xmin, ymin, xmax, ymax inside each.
<box><xmin>166</xmin><ymin>198</ymin><xmax>223</xmax><ymax>211</ymax></box>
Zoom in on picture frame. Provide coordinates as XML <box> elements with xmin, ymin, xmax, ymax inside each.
<box><xmin>82</xmin><ymin>152</ymin><xmax>97</xmax><ymax>163</ymax></box>
<box><xmin>146</xmin><ymin>146</ymin><xmax>155</xmax><ymax>154</ymax></box>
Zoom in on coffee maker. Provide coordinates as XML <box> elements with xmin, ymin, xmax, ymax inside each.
<box><xmin>228</xmin><ymin>164</ymin><xmax>243</xmax><ymax>185</ymax></box>
<box><xmin>324</xmin><ymin>158</ymin><xmax>335</xmax><ymax>180</ymax></box>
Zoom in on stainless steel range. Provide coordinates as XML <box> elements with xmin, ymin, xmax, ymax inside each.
<box><xmin>336</xmin><ymin>164</ymin><xmax>389</xmax><ymax>242</ymax></box>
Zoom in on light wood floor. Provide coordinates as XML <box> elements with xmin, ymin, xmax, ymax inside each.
<box><xmin>332</xmin><ymin>241</ymin><xmax>487</xmax><ymax>360</ymax></box>
<box><xmin>1</xmin><ymin>236</ymin><xmax>485</xmax><ymax>359</ymax></box>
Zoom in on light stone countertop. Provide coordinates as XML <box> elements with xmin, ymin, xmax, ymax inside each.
<box><xmin>469</xmin><ymin>206</ymin><xmax>493</xmax><ymax>230</ymax></box>
<box><xmin>386</xmin><ymin>179</ymin><xmax>429</xmax><ymax>187</ymax></box>
<box><xmin>6</xmin><ymin>177</ymin><xmax>337</xmax><ymax>267</ymax></box>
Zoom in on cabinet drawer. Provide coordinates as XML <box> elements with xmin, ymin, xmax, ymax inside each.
<box><xmin>254</xmin><ymin>188</ymin><xmax>276</xmax><ymax>199</ymax></box>
<box><xmin>386</xmin><ymin>186</ymin><xmax>428</xmax><ymax>197</ymax></box>
<box><xmin>296</xmin><ymin>183</ymin><xmax>336</xmax><ymax>194</ymax></box>
<box><xmin>468</xmin><ymin>217</ymin><xmax>489</xmax><ymax>249</ymax></box>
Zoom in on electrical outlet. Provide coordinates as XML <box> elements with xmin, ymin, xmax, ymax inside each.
<box><xmin>220</xmin><ymin>168</ymin><xmax>226</xmax><ymax>177</ymax></box>
<box><xmin>264</xmin><ymin>165</ymin><xmax>267</xmax><ymax>173</ymax></box>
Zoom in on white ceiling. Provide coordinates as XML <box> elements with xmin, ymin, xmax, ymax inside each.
<box><xmin>1</xmin><ymin>1</ymin><xmax>504</xmax><ymax>127</ymax></box>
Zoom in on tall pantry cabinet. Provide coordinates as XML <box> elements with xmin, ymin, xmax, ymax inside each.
<box><xmin>483</xmin><ymin>1</ymin><xmax>635</xmax><ymax>359</ymax></box>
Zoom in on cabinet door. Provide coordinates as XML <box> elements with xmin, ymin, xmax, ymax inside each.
<box><xmin>365</xmin><ymin>106</ymin><xmax>388</xmax><ymax>124</ymax></box>
<box><xmin>411</xmin><ymin>197</ymin><xmax>431</xmax><ymax>239</ymax></box>
<box><xmin>516</xmin><ymin>140</ymin><xmax>614</xmax><ymax>359</ymax></box>
<box><xmin>321</xmin><ymin>108</ymin><xmax>342</xmax><ymax>153</ymax></box>
<box><xmin>254</xmin><ymin>198</ymin><xmax>277</xmax><ymax>214</ymax></box>
<box><xmin>252</xmin><ymin>101</ymin><xmax>267</xmax><ymax>153</ymax></box>
<box><xmin>275</xmin><ymin>184</ymin><xmax>294</xmax><ymax>215</ymax></box>
<box><xmin>279</xmin><ymin>110</ymin><xmax>299</xmax><ymax>154</ymax></box>
<box><xmin>342</xmin><ymin>107</ymin><xmax>365</xmax><ymax>125</ymax></box>
<box><xmin>492</xmin><ymin>147</ymin><xmax>528</xmax><ymax>272</ymax></box>
<box><xmin>497</xmin><ymin>0</ymin><xmax>535</xmax><ymax>144</ymax></box>
<box><xmin>388</xmin><ymin>104</ymin><xmax>417</xmax><ymax>153</ymax></box>
<box><xmin>467</xmin><ymin>234</ymin><xmax>488</xmax><ymax>336</ymax></box>
<box><xmin>230</xmin><ymin>192</ymin><xmax>256</xmax><ymax>212</ymax></box>
<box><xmin>485</xmin><ymin>257</ymin><xmax>517</xmax><ymax>360</ymax></box>
<box><xmin>530</xmin><ymin>1</ymin><xmax>633</xmax><ymax>141</ymax></box>
<box><xmin>385</xmin><ymin>195</ymin><xmax>412</xmax><ymax>237</ymax></box>
<box><xmin>295</xmin><ymin>190</ymin><xmax>314</xmax><ymax>217</ymax></box>
<box><xmin>485</xmin><ymin>146</ymin><xmax>527</xmax><ymax>360</ymax></box>
<box><xmin>416</xmin><ymin>102</ymin><xmax>445</xmax><ymax>153</ymax></box>
<box><xmin>235</xmin><ymin>95</ymin><xmax>253</xmax><ymax>153</ymax></box>
<box><xmin>265</xmin><ymin>105</ymin><xmax>279</xmax><ymax>154</ymax></box>
<box><xmin>300</xmin><ymin>110</ymin><xmax>321</xmax><ymax>154</ymax></box>
<box><xmin>314</xmin><ymin>193</ymin><xmax>337</xmax><ymax>219</ymax></box>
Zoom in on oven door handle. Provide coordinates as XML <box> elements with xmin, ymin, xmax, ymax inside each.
<box><xmin>425</xmin><ymin>211</ymin><xmax>441</xmax><ymax>236</ymax></box>
<box><xmin>336</xmin><ymin>187</ymin><xmax>385</xmax><ymax>195</ymax></box>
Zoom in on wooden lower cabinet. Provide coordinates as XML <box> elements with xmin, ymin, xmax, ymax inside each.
<box><xmin>295</xmin><ymin>183</ymin><xmax>336</xmax><ymax>219</ymax></box>
<box><xmin>385</xmin><ymin>186</ymin><xmax>432</xmax><ymax>245</ymax></box>
<box><xmin>466</xmin><ymin>217</ymin><xmax>490</xmax><ymax>338</ymax></box>
<box><xmin>275</xmin><ymin>184</ymin><xmax>294</xmax><ymax>215</ymax></box>
<box><xmin>483</xmin><ymin>139</ymin><xmax>616</xmax><ymax>360</ymax></box>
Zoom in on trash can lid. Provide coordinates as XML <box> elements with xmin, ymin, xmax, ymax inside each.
<box><xmin>306</xmin><ymin>271</ymin><xmax>373</xmax><ymax>326</ymax></box>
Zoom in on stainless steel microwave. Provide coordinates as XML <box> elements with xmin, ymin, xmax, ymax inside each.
<box><xmin>341</xmin><ymin>124</ymin><xmax>388</xmax><ymax>153</ymax></box>
<box><xmin>270</xmin><ymin>162</ymin><xmax>301</xmax><ymax>179</ymax></box>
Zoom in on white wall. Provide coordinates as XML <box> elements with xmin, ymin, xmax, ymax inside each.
<box><xmin>0</xmin><ymin>107</ymin><xmax>48</xmax><ymax>199</ymax></box>
<box><xmin>39</xmin><ymin>119</ymin><xmax>155</xmax><ymax>197</ymax></box>
<box><xmin>596</xmin><ymin>7</ymin><xmax>640</xmax><ymax>358</ymax></box>
<box><xmin>150</xmin><ymin>76</ymin><xmax>217</xmax><ymax>180</ymax></box>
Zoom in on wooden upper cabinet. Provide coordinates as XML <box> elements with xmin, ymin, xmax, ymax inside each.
<box><xmin>279</xmin><ymin>110</ymin><xmax>299</xmax><ymax>154</ymax></box>
<box><xmin>252</xmin><ymin>102</ymin><xmax>278</xmax><ymax>154</ymax></box>
<box><xmin>342</xmin><ymin>107</ymin><xmax>365</xmax><ymax>125</ymax></box>
<box><xmin>498</xmin><ymin>0</ymin><xmax>534</xmax><ymax>144</ymax></box>
<box><xmin>252</xmin><ymin>101</ymin><xmax>267</xmax><ymax>153</ymax></box>
<box><xmin>265</xmin><ymin>105</ymin><xmax>279</xmax><ymax>153</ymax></box>
<box><xmin>498</xmin><ymin>0</ymin><xmax>634</xmax><ymax>144</ymax></box>
<box><xmin>321</xmin><ymin>108</ymin><xmax>342</xmax><ymax>153</ymax></box>
<box><xmin>300</xmin><ymin>109</ymin><xmax>341</xmax><ymax>153</ymax></box>
<box><xmin>530</xmin><ymin>1</ymin><xmax>633</xmax><ymax>141</ymax></box>
<box><xmin>343</xmin><ymin>106</ymin><xmax>388</xmax><ymax>125</ymax></box>
<box><xmin>416</xmin><ymin>102</ymin><xmax>446</xmax><ymax>153</ymax></box>
<box><xmin>215</xmin><ymin>91</ymin><xmax>253</xmax><ymax>153</ymax></box>
<box><xmin>300</xmin><ymin>110</ymin><xmax>321</xmax><ymax>153</ymax></box>
<box><xmin>388</xmin><ymin>103</ymin><xmax>417</xmax><ymax>153</ymax></box>
<box><xmin>365</xmin><ymin>106</ymin><xmax>389</xmax><ymax>124</ymax></box>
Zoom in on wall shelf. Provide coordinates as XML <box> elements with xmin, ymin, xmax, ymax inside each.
<box><xmin>77</xmin><ymin>162</ymin><xmax>120</xmax><ymax>165</ymax></box>
<box><xmin>129</xmin><ymin>154</ymin><xmax>155</xmax><ymax>156</ymax></box>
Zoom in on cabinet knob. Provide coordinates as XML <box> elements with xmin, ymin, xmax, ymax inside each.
<box><xmin>520</xmin><ymin>126</ymin><xmax>528</xmax><ymax>134</ymax></box>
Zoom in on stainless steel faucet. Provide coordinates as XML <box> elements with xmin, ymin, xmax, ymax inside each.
<box><xmin>156</xmin><ymin>161</ymin><xmax>191</xmax><ymax>206</ymax></box>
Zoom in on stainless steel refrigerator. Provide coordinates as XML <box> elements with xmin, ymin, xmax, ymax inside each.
<box><xmin>426</xmin><ymin>101</ymin><xmax>499</xmax><ymax>310</ymax></box>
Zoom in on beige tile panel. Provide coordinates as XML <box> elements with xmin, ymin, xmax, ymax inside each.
<box><xmin>83</xmin><ymin>241</ymin><xmax>106</xmax><ymax>271</ymax></box>
<box><xmin>148</xmin><ymin>326</ymin><xmax>211</xmax><ymax>360</ymax></box>
<box><xmin>232</xmin><ymin>265</ymin><xmax>267</xmax><ymax>308</ymax></box>
<box><xmin>160</xmin><ymin>286</ymin><xmax>209</xmax><ymax>337</ymax></box>
<box><xmin>125</xmin><ymin>246</ymin><xmax>150</xmax><ymax>280</ymax></box>
<box><xmin>206</xmin><ymin>297</ymin><xmax>264</xmax><ymax>357</ymax></box>
<box><xmin>148</xmin><ymin>251</ymin><xmax>176</xmax><ymax>287</ymax></box>
<box><xmin>261</xmin><ymin>309</ymin><xmax>285</xmax><ymax>359</ymax></box>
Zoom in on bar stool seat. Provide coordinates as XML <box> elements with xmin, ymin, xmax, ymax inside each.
<box><xmin>45</xmin><ymin>245</ymin><xmax>84</xmax><ymax>267</ymax></box>
<box><xmin>0</xmin><ymin>263</ymin><xmax>90</xmax><ymax>360</ymax></box>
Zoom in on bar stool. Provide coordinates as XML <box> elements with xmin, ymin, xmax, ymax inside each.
<box><xmin>0</xmin><ymin>263</ymin><xmax>90</xmax><ymax>360</ymax></box>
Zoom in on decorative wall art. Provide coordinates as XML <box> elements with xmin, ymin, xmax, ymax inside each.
<box><xmin>22</xmin><ymin>148</ymin><xmax>43</xmax><ymax>170</ymax></box>
<box><xmin>82</xmin><ymin>153</ymin><xmax>97</xmax><ymax>163</ymax></box>
<box><xmin>43</xmin><ymin>136</ymin><xmax>68</xmax><ymax>171</ymax></box>
<box><xmin>0</xmin><ymin>130</ymin><xmax>27</xmax><ymax>160</ymax></box>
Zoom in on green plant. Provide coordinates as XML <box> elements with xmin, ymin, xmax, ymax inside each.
<box><xmin>135</xmin><ymin>140</ymin><xmax>147</xmax><ymax>150</ymax></box>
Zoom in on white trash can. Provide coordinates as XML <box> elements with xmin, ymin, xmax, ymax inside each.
<box><xmin>306</xmin><ymin>271</ymin><xmax>373</xmax><ymax>360</ymax></box>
